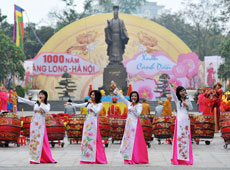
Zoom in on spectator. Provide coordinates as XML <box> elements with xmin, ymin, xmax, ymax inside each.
<box><xmin>64</xmin><ymin>99</ymin><xmax>76</xmax><ymax>115</ymax></box>
<box><xmin>108</xmin><ymin>97</ymin><xmax>121</xmax><ymax>117</ymax></box>
<box><xmin>162</xmin><ymin>95</ymin><xmax>172</xmax><ymax>116</ymax></box>
<box><xmin>141</xmin><ymin>98</ymin><xmax>151</xmax><ymax>114</ymax></box>
<box><xmin>155</xmin><ymin>100</ymin><xmax>163</xmax><ymax>116</ymax></box>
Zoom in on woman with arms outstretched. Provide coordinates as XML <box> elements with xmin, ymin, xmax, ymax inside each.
<box><xmin>70</xmin><ymin>90</ymin><xmax>107</xmax><ymax>164</ymax></box>
<box><xmin>168</xmin><ymin>81</ymin><xmax>193</xmax><ymax>165</ymax></box>
<box><xmin>113</xmin><ymin>86</ymin><xmax>148</xmax><ymax>164</ymax></box>
<box><xmin>18</xmin><ymin>90</ymin><xmax>56</xmax><ymax>164</ymax></box>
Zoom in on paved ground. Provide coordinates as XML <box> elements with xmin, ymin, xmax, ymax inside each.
<box><xmin>0</xmin><ymin>130</ymin><xmax>230</xmax><ymax>170</ymax></box>
<box><xmin>0</xmin><ymin>111</ymin><xmax>229</xmax><ymax>170</ymax></box>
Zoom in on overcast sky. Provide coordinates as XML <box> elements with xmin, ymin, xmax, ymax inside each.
<box><xmin>1</xmin><ymin>0</ymin><xmax>184</xmax><ymax>25</ymax></box>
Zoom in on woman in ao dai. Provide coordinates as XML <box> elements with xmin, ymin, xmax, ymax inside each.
<box><xmin>169</xmin><ymin>84</ymin><xmax>193</xmax><ymax>165</ymax></box>
<box><xmin>71</xmin><ymin>90</ymin><xmax>107</xmax><ymax>164</ymax></box>
<box><xmin>18</xmin><ymin>90</ymin><xmax>56</xmax><ymax>164</ymax></box>
<box><xmin>113</xmin><ymin>88</ymin><xmax>149</xmax><ymax>164</ymax></box>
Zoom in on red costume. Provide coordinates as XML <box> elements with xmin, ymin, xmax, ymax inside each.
<box><xmin>0</xmin><ymin>91</ymin><xmax>8</xmax><ymax>112</ymax></box>
<box><xmin>198</xmin><ymin>93</ymin><xmax>205</xmax><ymax>113</ymax></box>
<box><xmin>212</xmin><ymin>83</ymin><xmax>223</xmax><ymax>130</ymax></box>
<box><xmin>203</xmin><ymin>97</ymin><xmax>215</xmax><ymax>116</ymax></box>
<box><xmin>108</xmin><ymin>97</ymin><xmax>121</xmax><ymax>117</ymax></box>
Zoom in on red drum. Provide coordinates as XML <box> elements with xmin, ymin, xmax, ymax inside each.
<box><xmin>0</xmin><ymin>113</ymin><xmax>21</xmax><ymax>142</ymax></box>
<box><xmin>221</xmin><ymin>118</ymin><xmax>230</xmax><ymax>134</ymax></box>
<box><xmin>111</xmin><ymin>119</ymin><xmax>126</xmax><ymax>141</ymax></box>
<box><xmin>46</xmin><ymin>115</ymin><xmax>65</xmax><ymax>141</ymax></box>
<box><xmin>140</xmin><ymin>114</ymin><xmax>155</xmax><ymax>124</ymax></box>
<box><xmin>194</xmin><ymin>115</ymin><xmax>215</xmax><ymax>139</ymax></box>
<box><xmin>220</xmin><ymin>112</ymin><xmax>230</xmax><ymax>129</ymax></box>
<box><xmin>152</xmin><ymin>116</ymin><xmax>172</xmax><ymax>138</ymax></box>
<box><xmin>98</xmin><ymin>116</ymin><xmax>110</xmax><ymax>139</ymax></box>
<box><xmin>22</xmin><ymin>116</ymin><xmax>32</xmax><ymax>137</ymax></box>
<box><xmin>66</xmin><ymin>114</ymin><xmax>86</xmax><ymax>140</ymax></box>
<box><xmin>140</xmin><ymin>117</ymin><xmax>153</xmax><ymax>141</ymax></box>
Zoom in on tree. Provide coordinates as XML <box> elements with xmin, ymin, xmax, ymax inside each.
<box><xmin>49</xmin><ymin>0</ymin><xmax>94</xmax><ymax>31</ymax></box>
<box><xmin>153</xmin><ymin>13</ymin><xmax>197</xmax><ymax>54</ymax></box>
<box><xmin>180</xmin><ymin>0</ymin><xmax>224</xmax><ymax>60</ymax></box>
<box><xmin>24</xmin><ymin>24</ymin><xmax>55</xmax><ymax>59</ymax></box>
<box><xmin>219</xmin><ymin>0</ymin><xmax>230</xmax><ymax>33</ymax></box>
<box><xmin>55</xmin><ymin>72</ymin><xmax>77</xmax><ymax>99</ymax></box>
<box><xmin>0</xmin><ymin>10</ymin><xmax>13</xmax><ymax>38</ymax></box>
<box><xmin>218</xmin><ymin>38</ymin><xmax>230</xmax><ymax>87</ymax></box>
<box><xmin>0</xmin><ymin>30</ymin><xmax>26</xmax><ymax>85</ymax></box>
<box><xmin>49</xmin><ymin>0</ymin><xmax>146</xmax><ymax>32</ymax></box>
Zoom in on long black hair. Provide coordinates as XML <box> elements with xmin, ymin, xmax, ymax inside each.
<box><xmin>90</xmin><ymin>90</ymin><xmax>101</xmax><ymax>104</ymax></box>
<box><xmin>176</xmin><ymin>86</ymin><xmax>186</xmax><ymax>107</ymax></box>
<box><xmin>129</xmin><ymin>91</ymin><xmax>140</xmax><ymax>103</ymax></box>
<box><xmin>39</xmin><ymin>90</ymin><xmax>48</xmax><ymax>104</ymax></box>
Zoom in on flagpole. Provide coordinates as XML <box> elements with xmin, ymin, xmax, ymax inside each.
<box><xmin>24</xmin><ymin>11</ymin><xmax>44</xmax><ymax>46</ymax></box>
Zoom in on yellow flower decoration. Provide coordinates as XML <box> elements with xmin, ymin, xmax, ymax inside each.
<box><xmin>125</xmin><ymin>131</ymin><xmax>129</xmax><ymax>135</ymax></box>
<box><xmin>120</xmin><ymin>90</ymin><xmax>123</xmax><ymax>95</ymax></box>
<box><xmin>86</xmin><ymin>124</ymin><xmax>90</xmax><ymax>128</ymax></box>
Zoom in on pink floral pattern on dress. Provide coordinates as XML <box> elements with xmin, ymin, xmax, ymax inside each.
<box><xmin>119</xmin><ymin>117</ymin><xmax>136</xmax><ymax>160</ymax></box>
<box><xmin>81</xmin><ymin>117</ymin><xmax>97</xmax><ymax>161</ymax></box>
<box><xmin>177</xmin><ymin>124</ymin><xmax>190</xmax><ymax>160</ymax></box>
<box><xmin>29</xmin><ymin>114</ymin><xmax>45</xmax><ymax>162</ymax></box>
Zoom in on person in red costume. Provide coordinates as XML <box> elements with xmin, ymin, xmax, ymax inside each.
<box><xmin>0</xmin><ymin>86</ymin><xmax>9</xmax><ymax>113</ymax></box>
<box><xmin>220</xmin><ymin>92</ymin><xmax>230</xmax><ymax>112</ymax></box>
<box><xmin>203</xmin><ymin>90</ymin><xmax>215</xmax><ymax>116</ymax></box>
<box><xmin>212</xmin><ymin>82</ymin><xmax>223</xmax><ymax>130</ymax></box>
<box><xmin>107</xmin><ymin>97</ymin><xmax>121</xmax><ymax>117</ymax></box>
<box><xmin>198</xmin><ymin>88</ymin><xmax>207</xmax><ymax>113</ymax></box>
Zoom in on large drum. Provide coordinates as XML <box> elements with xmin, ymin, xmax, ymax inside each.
<box><xmin>22</xmin><ymin>116</ymin><xmax>32</xmax><ymax>137</ymax></box>
<box><xmin>0</xmin><ymin>113</ymin><xmax>21</xmax><ymax>143</ymax></box>
<box><xmin>220</xmin><ymin>112</ymin><xmax>230</xmax><ymax>129</ymax></box>
<box><xmin>140</xmin><ymin>114</ymin><xmax>155</xmax><ymax>124</ymax></box>
<box><xmin>46</xmin><ymin>115</ymin><xmax>65</xmax><ymax>141</ymax></box>
<box><xmin>111</xmin><ymin>119</ymin><xmax>126</xmax><ymax>142</ymax></box>
<box><xmin>98</xmin><ymin>116</ymin><xmax>110</xmax><ymax>139</ymax></box>
<box><xmin>152</xmin><ymin>116</ymin><xmax>172</xmax><ymax>139</ymax></box>
<box><xmin>194</xmin><ymin>115</ymin><xmax>215</xmax><ymax>139</ymax></box>
<box><xmin>140</xmin><ymin>117</ymin><xmax>153</xmax><ymax>141</ymax></box>
<box><xmin>66</xmin><ymin>114</ymin><xmax>86</xmax><ymax>140</ymax></box>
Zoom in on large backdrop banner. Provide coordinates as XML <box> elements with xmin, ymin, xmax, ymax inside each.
<box><xmin>27</xmin><ymin>13</ymin><xmax>202</xmax><ymax>100</ymax></box>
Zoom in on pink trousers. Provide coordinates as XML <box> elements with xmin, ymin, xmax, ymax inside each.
<box><xmin>124</xmin><ymin>119</ymin><xmax>149</xmax><ymax>164</ymax></box>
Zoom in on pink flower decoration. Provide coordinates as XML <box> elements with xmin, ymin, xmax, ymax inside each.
<box><xmin>81</xmin><ymin>145</ymin><xmax>84</xmax><ymax>151</ymax></box>
<box><xmin>88</xmin><ymin>132</ymin><xmax>94</xmax><ymax>137</ymax></box>
<box><xmin>131</xmin><ymin>128</ymin><xmax>135</xmax><ymax>133</ymax></box>
<box><xmin>91</xmin><ymin>121</ymin><xmax>94</xmax><ymax>125</ymax></box>
<box><xmin>88</xmin><ymin>144</ymin><xmax>92</xmax><ymax>149</ymax></box>
<box><xmin>138</xmin><ymin>86</ymin><xmax>153</xmax><ymax>100</ymax></box>
<box><xmin>172</xmin><ymin>52</ymin><xmax>200</xmax><ymax>78</ymax></box>
<box><xmin>172</xmin><ymin>63</ymin><xmax>188</xmax><ymax>77</ymax></box>
<box><xmin>85</xmin><ymin>152</ymin><xmax>90</xmax><ymax>158</ymax></box>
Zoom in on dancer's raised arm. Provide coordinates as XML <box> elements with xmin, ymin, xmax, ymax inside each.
<box><xmin>113</xmin><ymin>88</ymin><xmax>130</xmax><ymax>106</ymax></box>
<box><xmin>18</xmin><ymin>96</ymin><xmax>36</xmax><ymax>106</ymax></box>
